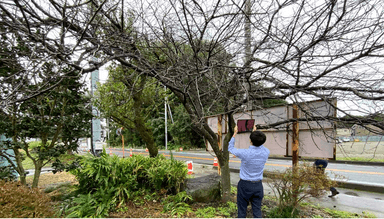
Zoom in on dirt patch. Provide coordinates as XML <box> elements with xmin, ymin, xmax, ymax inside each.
<box><xmin>109</xmin><ymin>201</ymin><xmax>171</xmax><ymax>218</ymax></box>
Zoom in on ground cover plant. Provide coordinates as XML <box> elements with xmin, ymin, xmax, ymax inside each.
<box><xmin>0</xmin><ymin>180</ymin><xmax>56</xmax><ymax>218</ymax></box>
<box><xmin>60</xmin><ymin>151</ymin><xmax>188</xmax><ymax>217</ymax></box>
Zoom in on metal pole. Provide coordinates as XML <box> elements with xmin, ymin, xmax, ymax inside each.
<box><xmin>90</xmin><ymin>74</ymin><xmax>95</xmax><ymax>156</ymax></box>
<box><xmin>167</xmin><ymin>103</ymin><xmax>174</xmax><ymax>123</ymax></box>
<box><xmin>107</xmin><ymin>118</ymin><xmax>109</xmax><ymax>147</ymax></box>
<box><xmin>165</xmin><ymin>86</ymin><xmax>167</xmax><ymax>150</ymax></box>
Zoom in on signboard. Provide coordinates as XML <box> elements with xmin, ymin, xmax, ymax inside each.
<box><xmin>205</xmin><ymin>99</ymin><xmax>337</xmax><ymax>159</ymax></box>
<box><xmin>237</xmin><ymin>119</ymin><xmax>255</xmax><ymax>133</ymax></box>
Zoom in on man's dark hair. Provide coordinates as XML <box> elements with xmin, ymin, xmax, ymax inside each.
<box><xmin>250</xmin><ymin>131</ymin><xmax>266</xmax><ymax>146</ymax></box>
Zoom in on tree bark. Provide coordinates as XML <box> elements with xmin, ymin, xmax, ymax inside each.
<box><xmin>13</xmin><ymin>147</ymin><xmax>26</xmax><ymax>185</ymax></box>
<box><xmin>132</xmin><ymin>75</ymin><xmax>158</xmax><ymax>157</ymax></box>
<box><xmin>218</xmin><ymin>155</ymin><xmax>231</xmax><ymax>202</ymax></box>
<box><xmin>220</xmin><ymin>112</ymin><xmax>236</xmax><ymax>202</ymax></box>
<box><xmin>32</xmin><ymin>159</ymin><xmax>43</xmax><ymax>188</ymax></box>
<box><xmin>133</xmin><ymin>114</ymin><xmax>158</xmax><ymax>157</ymax></box>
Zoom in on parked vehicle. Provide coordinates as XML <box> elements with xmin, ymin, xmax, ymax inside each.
<box><xmin>337</xmin><ymin>137</ymin><xmax>351</xmax><ymax>143</ymax></box>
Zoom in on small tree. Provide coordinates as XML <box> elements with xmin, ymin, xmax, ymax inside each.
<box><xmin>94</xmin><ymin>64</ymin><xmax>164</xmax><ymax>157</ymax></box>
<box><xmin>0</xmin><ymin>64</ymin><xmax>92</xmax><ymax>188</ymax></box>
<box><xmin>267</xmin><ymin>162</ymin><xmax>342</xmax><ymax>217</ymax></box>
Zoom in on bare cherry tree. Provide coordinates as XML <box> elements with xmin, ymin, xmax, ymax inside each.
<box><xmin>1</xmin><ymin>0</ymin><xmax>383</xmax><ymax>200</ymax></box>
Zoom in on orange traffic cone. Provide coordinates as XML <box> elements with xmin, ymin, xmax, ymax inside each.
<box><xmin>145</xmin><ymin>148</ymin><xmax>148</xmax><ymax>152</ymax></box>
<box><xmin>187</xmin><ymin>161</ymin><xmax>193</xmax><ymax>174</ymax></box>
<box><xmin>109</xmin><ymin>147</ymin><xmax>113</xmax><ymax>156</ymax></box>
<box><xmin>130</xmin><ymin>148</ymin><xmax>133</xmax><ymax>157</ymax></box>
<box><xmin>180</xmin><ymin>147</ymin><xmax>183</xmax><ymax>152</ymax></box>
<box><xmin>213</xmin><ymin>157</ymin><xmax>218</xmax><ymax>167</ymax></box>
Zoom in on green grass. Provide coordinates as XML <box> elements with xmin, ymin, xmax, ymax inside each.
<box><xmin>28</xmin><ymin>141</ymin><xmax>43</xmax><ymax>149</ymax></box>
<box><xmin>22</xmin><ymin>141</ymin><xmax>47</xmax><ymax>169</ymax></box>
<box><xmin>323</xmin><ymin>208</ymin><xmax>375</xmax><ymax>218</ymax></box>
<box><xmin>21</xmin><ymin>141</ymin><xmax>78</xmax><ymax>170</ymax></box>
<box><xmin>195</xmin><ymin>202</ymin><xmax>237</xmax><ymax>218</ymax></box>
<box><xmin>336</xmin><ymin>157</ymin><xmax>384</xmax><ymax>163</ymax></box>
<box><xmin>21</xmin><ymin>152</ymin><xmax>35</xmax><ymax>170</ymax></box>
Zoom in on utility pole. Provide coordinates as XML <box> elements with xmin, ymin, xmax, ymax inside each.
<box><xmin>90</xmin><ymin>58</ymin><xmax>102</xmax><ymax>155</ymax></box>
<box><xmin>244</xmin><ymin>0</ymin><xmax>251</xmax><ymax>67</ymax></box>
<box><xmin>244</xmin><ymin>0</ymin><xmax>252</xmax><ymax>110</ymax></box>
<box><xmin>165</xmin><ymin>86</ymin><xmax>168</xmax><ymax>150</ymax></box>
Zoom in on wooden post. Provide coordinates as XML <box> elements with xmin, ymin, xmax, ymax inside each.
<box><xmin>217</xmin><ymin>115</ymin><xmax>222</xmax><ymax>175</ymax></box>
<box><xmin>292</xmin><ymin>105</ymin><xmax>299</xmax><ymax>203</ymax></box>
<box><xmin>292</xmin><ymin>105</ymin><xmax>299</xmax><ymax>168</ymax></box>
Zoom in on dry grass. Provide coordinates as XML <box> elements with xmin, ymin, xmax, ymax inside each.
<box><xmin>26</xmin><ymin>171</ymin><xmax>77</xmax><ymax>188</ymax></box>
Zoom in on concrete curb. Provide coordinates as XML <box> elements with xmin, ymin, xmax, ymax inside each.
<box><xmin>334</xmin><ymin>180</ymin><xmax>384</xmax><ymax>193</ymax></box>
<box><xmin>267</xmin><ymin>156</ymin><xmax>384</xmax><ymax>167</ymax></box>
<box><xmin>214</xmin><ymin>167</ymin><xmax>384</xmax><ymax>194</ymax></box>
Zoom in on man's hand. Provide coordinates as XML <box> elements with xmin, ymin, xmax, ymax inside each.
<box><xmin>253</xmin><ymin>125</ymin><xmax>257</xmax><ymax>131</ymax></box>
<box><xmin>233</xmin><ymin>126</ymin><xmax>238</xmax><ymax>137</ymax></box>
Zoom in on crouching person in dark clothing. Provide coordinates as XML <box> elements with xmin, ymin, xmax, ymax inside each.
<box><xmin>314</xmin><ymin>159</ymin><xmax>339</xmax><ymax>197</ymax></box>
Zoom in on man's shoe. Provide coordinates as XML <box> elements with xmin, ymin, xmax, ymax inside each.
<box><xmin>328</xmin><ymin>190</ymin><xmax>339</xmax><ymax>197</ymax></box>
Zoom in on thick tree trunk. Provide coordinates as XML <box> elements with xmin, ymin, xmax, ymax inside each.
<box><xmin>133</xmin><ymin>115</ymin><xmax>158</xmax><ymax>157</ymax></box>
<box><xmin>132</xmin><ymin>75</ymin><xmax>158</xmax><ymax>157</ymax></box>
<box><xmin>220</xmin><ymin>112</ymin><xmax>237</xmax><ymax>202</ymax></box>
<box><xmin>219</xmin><ymin>156</ymin><xmax>231</xmax><ymax>202</ymax></box>
<box><xmin>32</xmin><ymin>160</ymin><xmax>43</xmax><ymax>188</ymax></box>
<box><xmin>209</xmin><ymin>139</ymin><xmax>232</xmax><ymax>202</ymax></box>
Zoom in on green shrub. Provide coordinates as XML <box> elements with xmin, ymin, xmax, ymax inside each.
<box><xmin>267</xmin><ymin>161</ymin><xmax>342</xmax><ymax>218</ymax></box>
<box><xmin>0</xmin><ymin>180</ymin><xmax>56</xmax><ymax>218</ymax></box>
<box><xmin>65</xmin><ymin>152</ymin><xmax>188</xmax><ymax>217</ymax></box>
<box><xmin>0</xmin><ymin>165</ymin><xmax>17</xmax><ymax>181</ymax></box>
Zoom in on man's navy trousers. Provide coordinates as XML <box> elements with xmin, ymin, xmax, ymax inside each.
<box><xmin>237</xmin><ymin>179</ymin><xmax>264</xmax><ymax>218</ymax></box>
